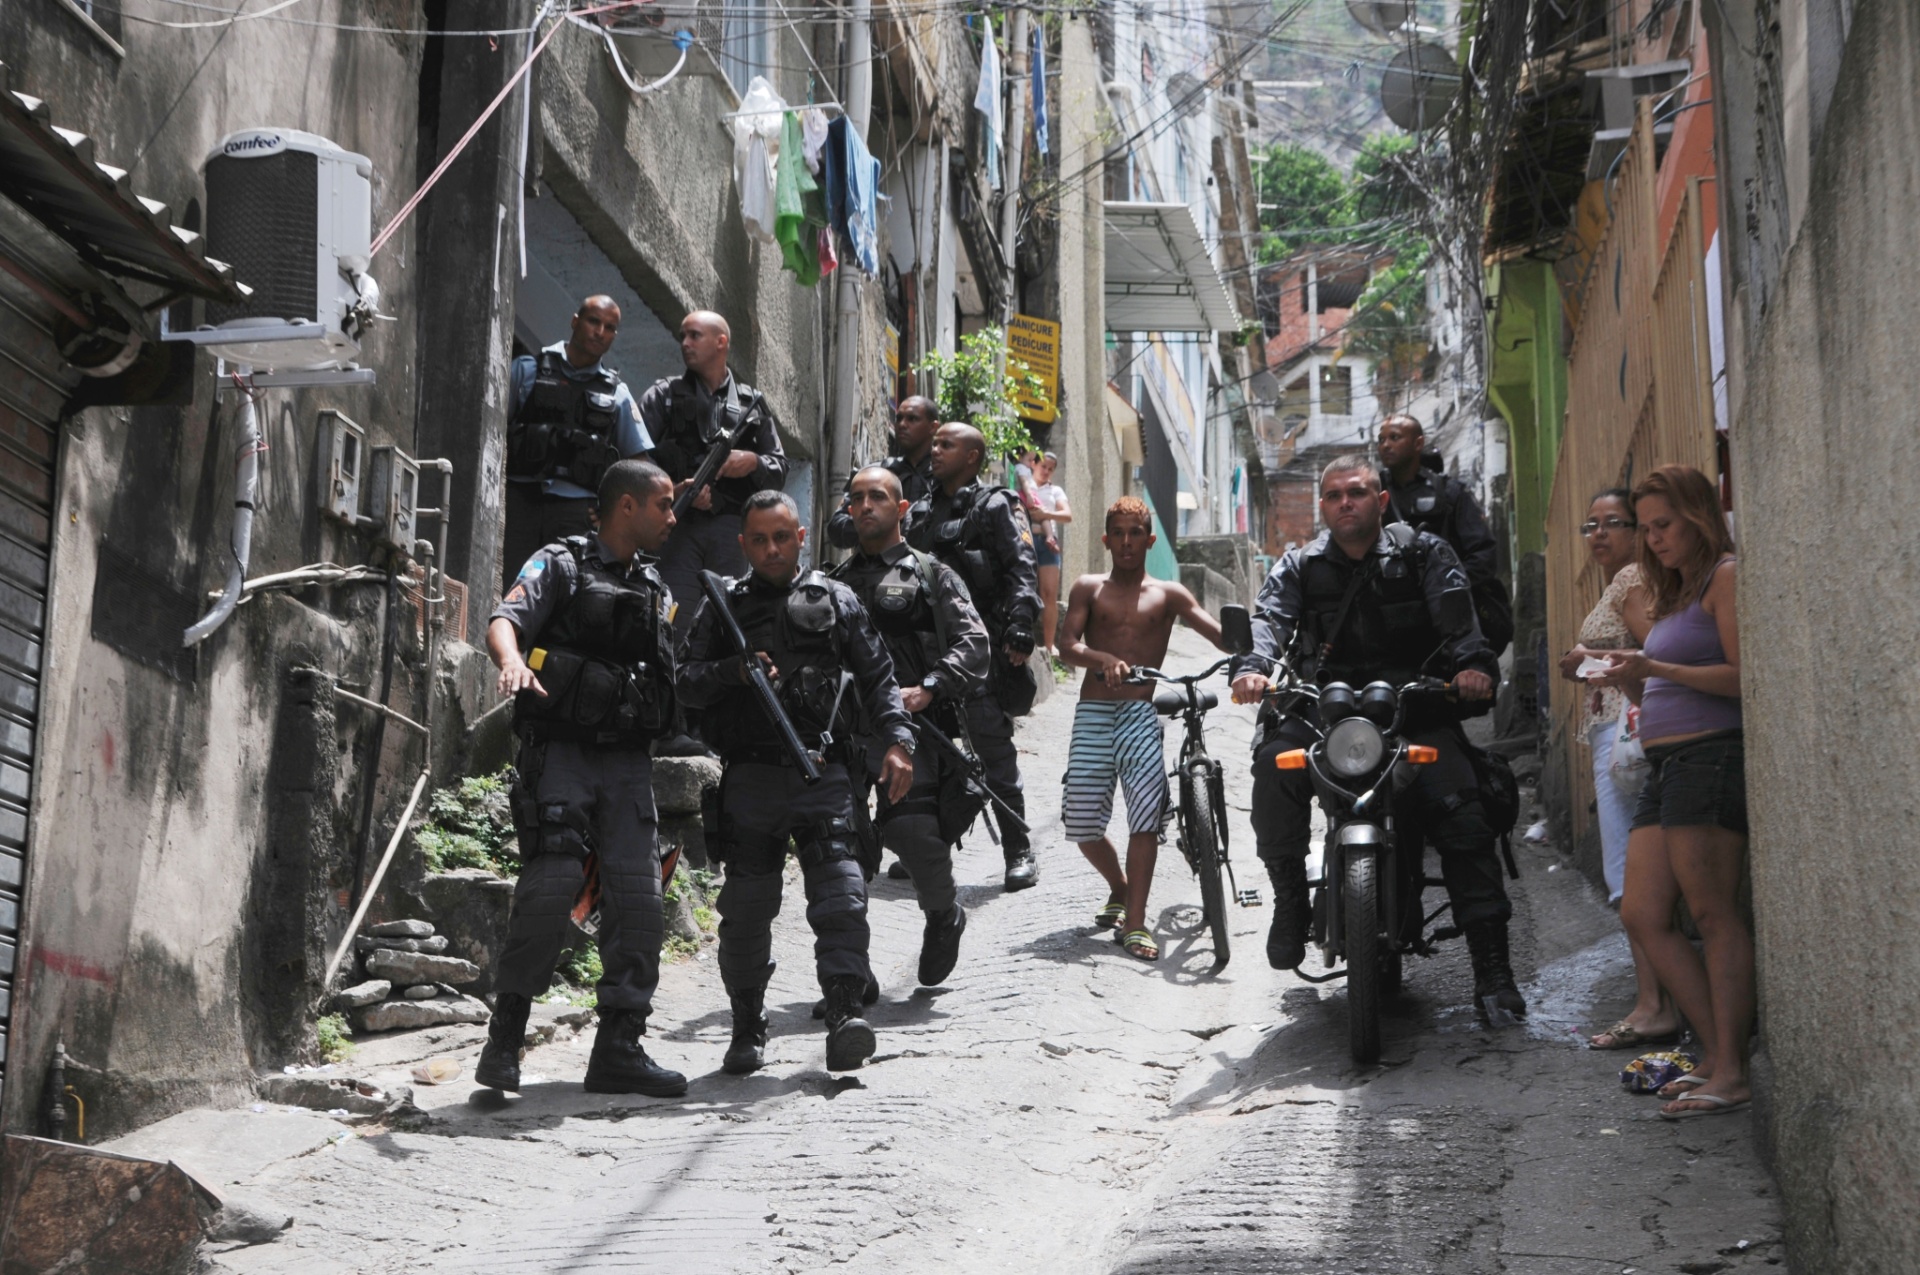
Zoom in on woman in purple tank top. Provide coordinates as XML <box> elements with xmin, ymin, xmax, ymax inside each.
<box><xmin>1593</xmin><ymin>465</ymin><xmax>1749</xmax><ymax>1120</ymax></box>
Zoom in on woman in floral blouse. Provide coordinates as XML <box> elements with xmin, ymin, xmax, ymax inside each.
<box><xmin>1558</xmin><ymin>488</ymin><xmax>1675</xmax><ymax>1049</ymax></box>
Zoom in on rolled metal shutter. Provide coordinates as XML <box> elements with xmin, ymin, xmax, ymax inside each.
<box><xmin>0</xmin><ymin>269</ymin><xmax>71</xmax><ymax>1108</ymax></box>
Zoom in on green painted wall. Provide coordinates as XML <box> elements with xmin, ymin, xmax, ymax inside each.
<box><xmin>1485</xmin><ymin>261</ymin><xmax>1566</xmax><ymax>558</ymax></box>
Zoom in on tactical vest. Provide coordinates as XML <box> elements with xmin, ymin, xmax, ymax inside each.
<box><xmin>507</xmin><ymin>351</ymin><xmax>624</xmax><ymax>490</ymax></box>
<box><xmin>832</xmin><ymin>549</ymin><xmax>942</xmax><ymax>689</ymax></box>
<box><xmin>907</xmin><ymin>484</ymin><xmax>1006</xmax><ymax>624</ymax></box>
<box><xmin>1299</xmin><ymin>534</ymin><xmax>1444</xmax><ymax>689</ymax></box>
<box><xmin>513</xmin><ymin>537</ymin><xmax>675</xmax><ymax>746</ymax></box>
<box><xmin>647</xmin><ymin>376</ymin><xmax>764</xmax><ymax>515</ymax></box>
<box><xmin>706</xmin><ymin>572</ymin><xmax>849</xmax><ymax>760</ymax></box>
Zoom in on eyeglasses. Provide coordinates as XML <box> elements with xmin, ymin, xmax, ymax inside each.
<box><xmin>1579</xmin><ymin>517</ymin><xmax>1636</xmax><ymax>536</ymax></box>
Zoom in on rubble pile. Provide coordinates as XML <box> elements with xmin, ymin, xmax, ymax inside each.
<box><xmin>334</xmin><ymin>919</ymin><xmax>492</xmax><ymax>1031</ymax></box>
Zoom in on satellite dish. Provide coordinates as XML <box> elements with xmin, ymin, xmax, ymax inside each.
<box><xmin>1346</xmin><ymin>0</ymin><xmax>1413</xmax><ymax>36</ymax></box>
<box><xmin>1379</xmin><ymin>42</ymin><xmax>1459</xmax><ymax>132</ymax></box>
<box><xmin>1163</xmin><ymin>70</ymin><xmax>1206</xmax><ymax>119</ymax></box>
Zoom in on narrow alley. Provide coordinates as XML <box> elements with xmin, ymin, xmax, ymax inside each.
<box><xmin>130</xmin><ymin>629</ymin><xmax>1781</xmax><ymax>1275</ymax></box>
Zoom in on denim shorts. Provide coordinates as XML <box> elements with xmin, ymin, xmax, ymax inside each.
<box><xmin>1631</xmin><ymin>730</ymin><xmax>1747</xmax><ymax>834</ymax></box>
<box><xmin>1035</xmin><ymin>539</ymin><xmax>1061</xmax><ymax>568</ymax></box>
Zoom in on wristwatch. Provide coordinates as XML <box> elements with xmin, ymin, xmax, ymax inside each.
<box><xmin>919</xmin><ymin>674</ymin><xmax>942</xmax><ymax>695</ymax></box>
<box><xmin>897</xmin><ymin>734</ymin><xmax>918</xmax><ymax>757</ymax></box>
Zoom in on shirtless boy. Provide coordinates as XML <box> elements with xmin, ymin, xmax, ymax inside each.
<box><xmin>1058</xmin><ymin>497</ymin><xmax>1228</xmax><ymax>961</ymax></box>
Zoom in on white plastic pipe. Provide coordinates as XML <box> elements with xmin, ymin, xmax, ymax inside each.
<box><xmin>322</xmin><ymin>768</ymin><xmax>431</xmax><ymax>989</ymax></box>
<box><xmin>184</xmin><ymin>368</ymin><xmax>261</xmax><ymax>648</ymax></box>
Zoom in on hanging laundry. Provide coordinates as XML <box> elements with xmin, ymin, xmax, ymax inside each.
<box><xmin>826</xmin><ymin>115</ymin><xmax>882</xmax><ymax>277</ymax></box>
<box><xmin>817</xmin><ymin>226</ymin><xmax>839</xmax><ymax>276</ymax></box>
<box><xmin>740</xmin><ymin>132</ymin><xmax>776</xmax><ymax>243</ymax></box>
<box><xmin>774</xmin><ymin>110</ymin><xmax>823</xmax><ymax>286</ymax></box>
<box><xmin>1031</xmin><ymin>21</ymin><xmax>1049</xmax><ymax>157</ymax></box>
<box><xmin>973</xmin><ymin>16</ymin><xmax>1003</xmax><ymax>191</ymax></box>
<box><xmin>801</xmin><ymin>107</ymin><xmax>830</xmax><ymax>176</ymax></box>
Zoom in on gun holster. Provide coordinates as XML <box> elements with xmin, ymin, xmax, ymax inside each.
<box><xmin>507</xmin><ymin>742</ymin><xmax>546</xmax><ymax>860</ymax></box>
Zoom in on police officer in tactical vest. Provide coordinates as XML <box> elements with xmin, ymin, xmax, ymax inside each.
<box><xmin>1377</xmin><ymin>414</ymin><xmax>1512</xmax><ymax>656</ymax></box>
<box><xmin>676</xmin><ymin>491</ymin><xmax>915</xmax><ymax>1074</ymax></box>
<box><xmin>501</xmin><ymin>296</ymin><xmax>652</xmax><ymax>594</ymax></box>
<box><xmin>832</xmin><ymin>465</ymin><xmax>988</xmax><ymax>986</ymax></box>
<box><xmin>905</xmin><ymin>423</ymin><xmax>1042</xmax><ymax>891</ymax></box>
<box><xmin>825</xmin><ymin>395</ymin><xmax>940</xmax><ymax>550</ymax></box>
<box><xmin>1229</xmin><ymin>455</ymin><xmax>1526</xmax><ymax>1023</ymax></box>
<box><xmin>639</xmin><ymin>311</ymin><xmax>788</xmax><ymax>625</ymax></box>
<box><xmin>479</xmin><ymin>460</ymin><xmax>687</xmax><ymax>1097</ymax></box>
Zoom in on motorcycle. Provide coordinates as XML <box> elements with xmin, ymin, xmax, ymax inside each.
<box><xmin>1266</xmin><ymin>671</ymin><xmax>1489</xmax><ymax>1064</ymax></box>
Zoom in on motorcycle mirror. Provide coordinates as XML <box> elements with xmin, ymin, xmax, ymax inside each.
<box><xmin>1436</xmin><ymin>586</ymin><xmax>1476</xmax><ymax>636</ymax></box>
<box><xmin>1219</xmin><ymin>604</ymin><xmax>1254</xmax><ymax>655</ymax></box>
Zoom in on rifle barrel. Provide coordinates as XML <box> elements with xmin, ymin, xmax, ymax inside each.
<box><xmin>697</xmin><ymin>570</ymin><xmax>823</xmax><ymax>784</ymax></box>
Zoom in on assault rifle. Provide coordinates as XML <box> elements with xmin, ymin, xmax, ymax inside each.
<box><xmin>671</xmin><ymin>411</ymin><xmax>747</xmax><ymax>520</ymax></box>
<box><xmin>910</xmin><ymin>715</ymin><xmax>1029</xmax><ymax>840</ymax></box>
<box><xmin>696</xmin><ymin>570</ymin><xmax>822</xmax><ymax>784</ymax></box>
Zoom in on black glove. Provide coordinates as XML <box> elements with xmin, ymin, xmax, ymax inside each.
<box><xmin>1004</xmin><ymin>627</ymin><xmax>1036</xmax><ymax>656</ymax></box>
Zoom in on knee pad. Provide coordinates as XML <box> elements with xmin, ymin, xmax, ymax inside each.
<box><xmin>881</xmin><ymin>814</ymin><xmax>942</xmax><ymax>853</ymax></box>
<box><xmin>805</xmin><ymin>859</ymin><xmax>869</xmax><ymax>927</ymax></box>
<box><xmin>1428</xmin><ymin>791</ymin><xmax>1495</xmax><ymax>853</ymax></box>
<box><xmin>796</xmin><ymin>816</ymin><xmax>861</xmax><ymax>870</ymax></box>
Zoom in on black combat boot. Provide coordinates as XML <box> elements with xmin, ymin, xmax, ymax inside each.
<box><xmin>722</xmin><ymin>986</ymin><xmax>770</xmax><ymax>1075</ymax></box>
<box><xmin>811</xmin><ymin>972</ymin><xmax>880</xmax><ymax>1019</ymax></box>
<box><xmin>583</xmin><ymin>1008</ymin><xmax>689</xmax><ymax>1096</ymax></box>
<box><xmin>822</xmin><ymin>975</ymin><xmax>878</xmax><ymax>1072</ymax></box>
<box><xmin>1465</xmin><ymin>920</ymin><xmax>1528</xmax><ymax>1024</ymax></box>
<box><xmin>475</xmin><ymin>992</ymin><xmax>533</xmax><ymax>1092</ymax></box>
<box><xmin>917</xmin><ymin>904</ymin><xmax>968</xmax><ymax>987</ymax></box>
<box><xmin>1266</xmin><ymin>858</ymin><xmax>1310</xmax><ymax>970</ymax></box>
<box><xmin>1003</xmin><ymin>849</ymin><xmax>1039</xmax><ymax>892</ymax></box>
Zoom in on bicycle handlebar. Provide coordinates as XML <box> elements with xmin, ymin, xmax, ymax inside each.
<box><xmin>1122</xmin><ymin>656</ymin><xmax>1235</xmax><ymax>686</ymax></box>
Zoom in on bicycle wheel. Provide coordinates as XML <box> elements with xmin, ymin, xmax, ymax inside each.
<box><xmin>1186</xmin><ymin>761</ymin><xmax>1231</xmax><ymax>971</ymax></box>
<box><xmin>1344</xmin><ymin>849</ymin><xmax>1383</xmax><ymax>1064</ymax></box>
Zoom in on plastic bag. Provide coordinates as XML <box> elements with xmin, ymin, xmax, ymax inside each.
<box><xmin>1620</xmin><ymin>1050</ymin><xmax>1697</xmax><ymax>1094</ymax></box>
<box><xmin>1609</xmin><ymin>704</ymin><xmax>1650</xmax><ymax>796</ymax></box>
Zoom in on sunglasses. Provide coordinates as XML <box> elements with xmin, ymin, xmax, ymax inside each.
<box><xmin>1579</xmin><ymin>517</ymin><xmax>1636</xmax><ymax>536</ymax></box>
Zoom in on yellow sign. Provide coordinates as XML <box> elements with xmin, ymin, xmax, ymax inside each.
<box><xmin>1007</xmin><ymin>314</ymin><xmax>1059</xmax><ymax>424</ymax></box>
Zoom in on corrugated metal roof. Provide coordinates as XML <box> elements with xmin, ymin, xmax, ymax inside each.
<box><xmin>0</xmin><ymin>61</ymin><xmax>247</xmax><ymax>303</ymax></box>
<box><xmin>1104</xmin><ymin>202</ymin><xmax>1240</xmax><ymax>334</ymax></box>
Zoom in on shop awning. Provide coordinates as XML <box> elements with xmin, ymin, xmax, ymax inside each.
<box><xmin>0</xmin><ymin>62</ymin><xmax>246</xmax><ymax>302</ymax></box>
<box><xmin>1103</xmin><ymin>201</ymin><xmax>1240</xmax><ymax>334</ymax></box>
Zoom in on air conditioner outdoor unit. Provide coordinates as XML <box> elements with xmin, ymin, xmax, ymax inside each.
<box><xmin>197</xmin><ymin>128</ymin><xmax>378</xmax><ymax>369</ymax></box>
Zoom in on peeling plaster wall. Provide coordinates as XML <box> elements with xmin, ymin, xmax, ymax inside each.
<box><xmin>1736</xmin><ymin>0</ymin><xmax>1920</xmax><ymax>1267</ymax></box>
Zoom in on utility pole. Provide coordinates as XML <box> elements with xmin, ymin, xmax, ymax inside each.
<box><xmin>1000</xmin><ymin>5</ymin><xmax>1030</xmax><ymax>324</ymax></box>
<box><xmin>827</xmin><ymin>0</ymin><xmax>872</xmax><ymax>531</ymax></box>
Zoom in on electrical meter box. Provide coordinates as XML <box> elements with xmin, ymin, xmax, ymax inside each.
<box><xmin>316</xmin><ymin>410</ymin><xmax>365</xmax><ymax>523</ymax></box>
<box><xmin>368</xmin><ymin>446</ymin><xmax>419</xmax><ymax>553</ymax></box>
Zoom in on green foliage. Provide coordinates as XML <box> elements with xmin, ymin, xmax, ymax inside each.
<box><xmin>316</xmin><ymin>1013</ymin><xmax>355</xmax><ymax>1063</ymax></box>
<box><xmin>1255</xmin><ymin>144</ymin><xmax>1351</xmax><ymax>261</ymax></box>
<box><xmin>913</xmin><ymin>326</ymin><xmax>1043</xmax><ymax>462</ymax></box>
<box><xmin>1348</xmin><ymin>133</ymin><xmax>1421</xmax><ymax>225</ymax></box>
<box><xmin>416</xmin><ymin>772</ymin><xmax>518</xmax><ymax>877</ymax></box>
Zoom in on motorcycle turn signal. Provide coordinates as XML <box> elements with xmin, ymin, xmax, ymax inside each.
<box><xmin>1406</xmin><ymin>745</ymin><xmax>1439</xmax><ymax>764</ymax></box>
<box><xmin>1275</xmin><ymin>749</ymin><xmax>1309</xmax><ymax>770</ymax></box>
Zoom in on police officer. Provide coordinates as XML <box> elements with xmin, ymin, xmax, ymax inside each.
<box><xmin>1377</xmin><ymin>414</ymin><xmax>1511</xmax><ymax>656</ymax></box>
<box><xmin>1229</xmin><ymin>455</ymin><xmax>1525</xmax><ymax>1022</ymax></box>
<box><xmin>676</xmin><ymin>491</ymin><xmax>915</xmax><ymax>1074</ymax></box>
<box><xmin>501</xmin><ymin>296</ymin><xmax>652</xmax><ymax>594</ymax></box>
<box><xmin>639</xmin><ymin>310</ymin><xmax>788</xmax><ymax>626</ymax></box>
<box><xmin>905</xmin><ymin>423</ymin><xmax>1043</xmax><ymax>891</ymax></box>
<box><xmin>825</xmin><ymin>395</ymin><xmax>940</xmax><ymax>550</ymax></box>
<box><xmin>831</xmin><ymin>465</ymin><xmax>988</xmax><ymax>986</ymax></box>
<box><xmin>479</xmin><ymin>460</ymin><xmax>686</xmax><ymax>1097</ymax></box>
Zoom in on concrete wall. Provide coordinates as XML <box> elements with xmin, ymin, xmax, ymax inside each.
<box><xmin>1735</xmin><ymin>0</ymin><xmax>1920</xmax><ymax>1266</ymax></box>
<box><xmin>1</xmin><ymin>0</ymin><xmax>452</xmax><ymax>1136</ymax></box>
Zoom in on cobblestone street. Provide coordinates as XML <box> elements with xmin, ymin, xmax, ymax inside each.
<box><xmin>149</xmin><ymin>628</ymin><xmax>1783</xmax><ymax>1274</ymax></box>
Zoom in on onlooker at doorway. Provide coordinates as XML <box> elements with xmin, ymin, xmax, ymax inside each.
<box><xmin>1594</xmin><ymin>465</ymin><xmax>1750</xmax><ymax>1120</ymax></box>
<box><xmin>1029</xmin><ymin>452</ymin><xmax>1072</xmax><ymax>657</ymax></box>
<box><xmin>501</xmin><ymin>296</ymin><xmax>652</xmax><ymax>593</ymax></box>
<box><xmin>1560</xmin><ymin>488</ymin><xmax>1675</xmax><ymax>1050</ymax></box>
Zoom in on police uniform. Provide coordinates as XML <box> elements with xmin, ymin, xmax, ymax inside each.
<box><xmin>638</xmin><ymin>369</ymin><xmax>787</xmax><ymax>625</ymax></box>
<box><xmin>1232</xmin><ymin>526</ymin><xmax>1520</xmax><ymax>1008</ymax></box>
<box><xmin>824</xmin><ymin>452</ymin><xmax>937</xmax><ymax>550</ymax></box>
<box><xmin>1383</xmin><ymin>462</ymin><xmax>1510</xmax><ymax>655</ymax></box>
<box><xmin>676</xmin><ymin>569</ymin><xmax>911</xmax><ymax>1071</ymax></box>
<box><xmin>831</xmin><ymin>541</ymin><xmax>987</xmax><ymax>979</ymax></box>
<box><xmin>905</xmin><ymin>480</ymin><xmax>1042</xmax><ymax>884</ymax></box>
<box><xmin>481</xmin><ymin>534</ymin><xmax>683</xmax><ymax>1095</ymax></box>
<box><xmin>501</xmin><ymin>343</ymin><xmax>650</xmax><ymax>593</ymax></box>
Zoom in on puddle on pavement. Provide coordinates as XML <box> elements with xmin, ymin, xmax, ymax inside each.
<box><xmin>1521</xmin><ymin>930</ymin><xmax>1633</xmax><ymax>1043</ymax></box>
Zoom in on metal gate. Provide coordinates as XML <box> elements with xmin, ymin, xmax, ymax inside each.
<box><xmin>0</xmin><ymin>271</ymin><xmax>70</xmax><ymax>1108</ymax></box>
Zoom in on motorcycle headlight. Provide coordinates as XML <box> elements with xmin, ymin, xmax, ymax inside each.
<box><xmin>1325</xmin><ymin>717</ymin><xmax>1386</xmax><ymax>778</ymax></box>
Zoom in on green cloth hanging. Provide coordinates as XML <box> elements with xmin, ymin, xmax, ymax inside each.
<box><xmin>774</xmin><ymin>111</ymin><xmax>822</xmax><ymax>286</ymax></box>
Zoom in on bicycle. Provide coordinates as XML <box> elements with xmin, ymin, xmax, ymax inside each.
<box><xmin>1125</xmin><ymin>654</ymin><xmax>1262</xmax><ymax>971</ymax></box>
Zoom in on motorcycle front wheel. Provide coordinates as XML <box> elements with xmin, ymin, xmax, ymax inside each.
<box><xmin>1345</xmin><ymin>849</ymin><xmax>1383</xmax><ymax>1064</ymax></box>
